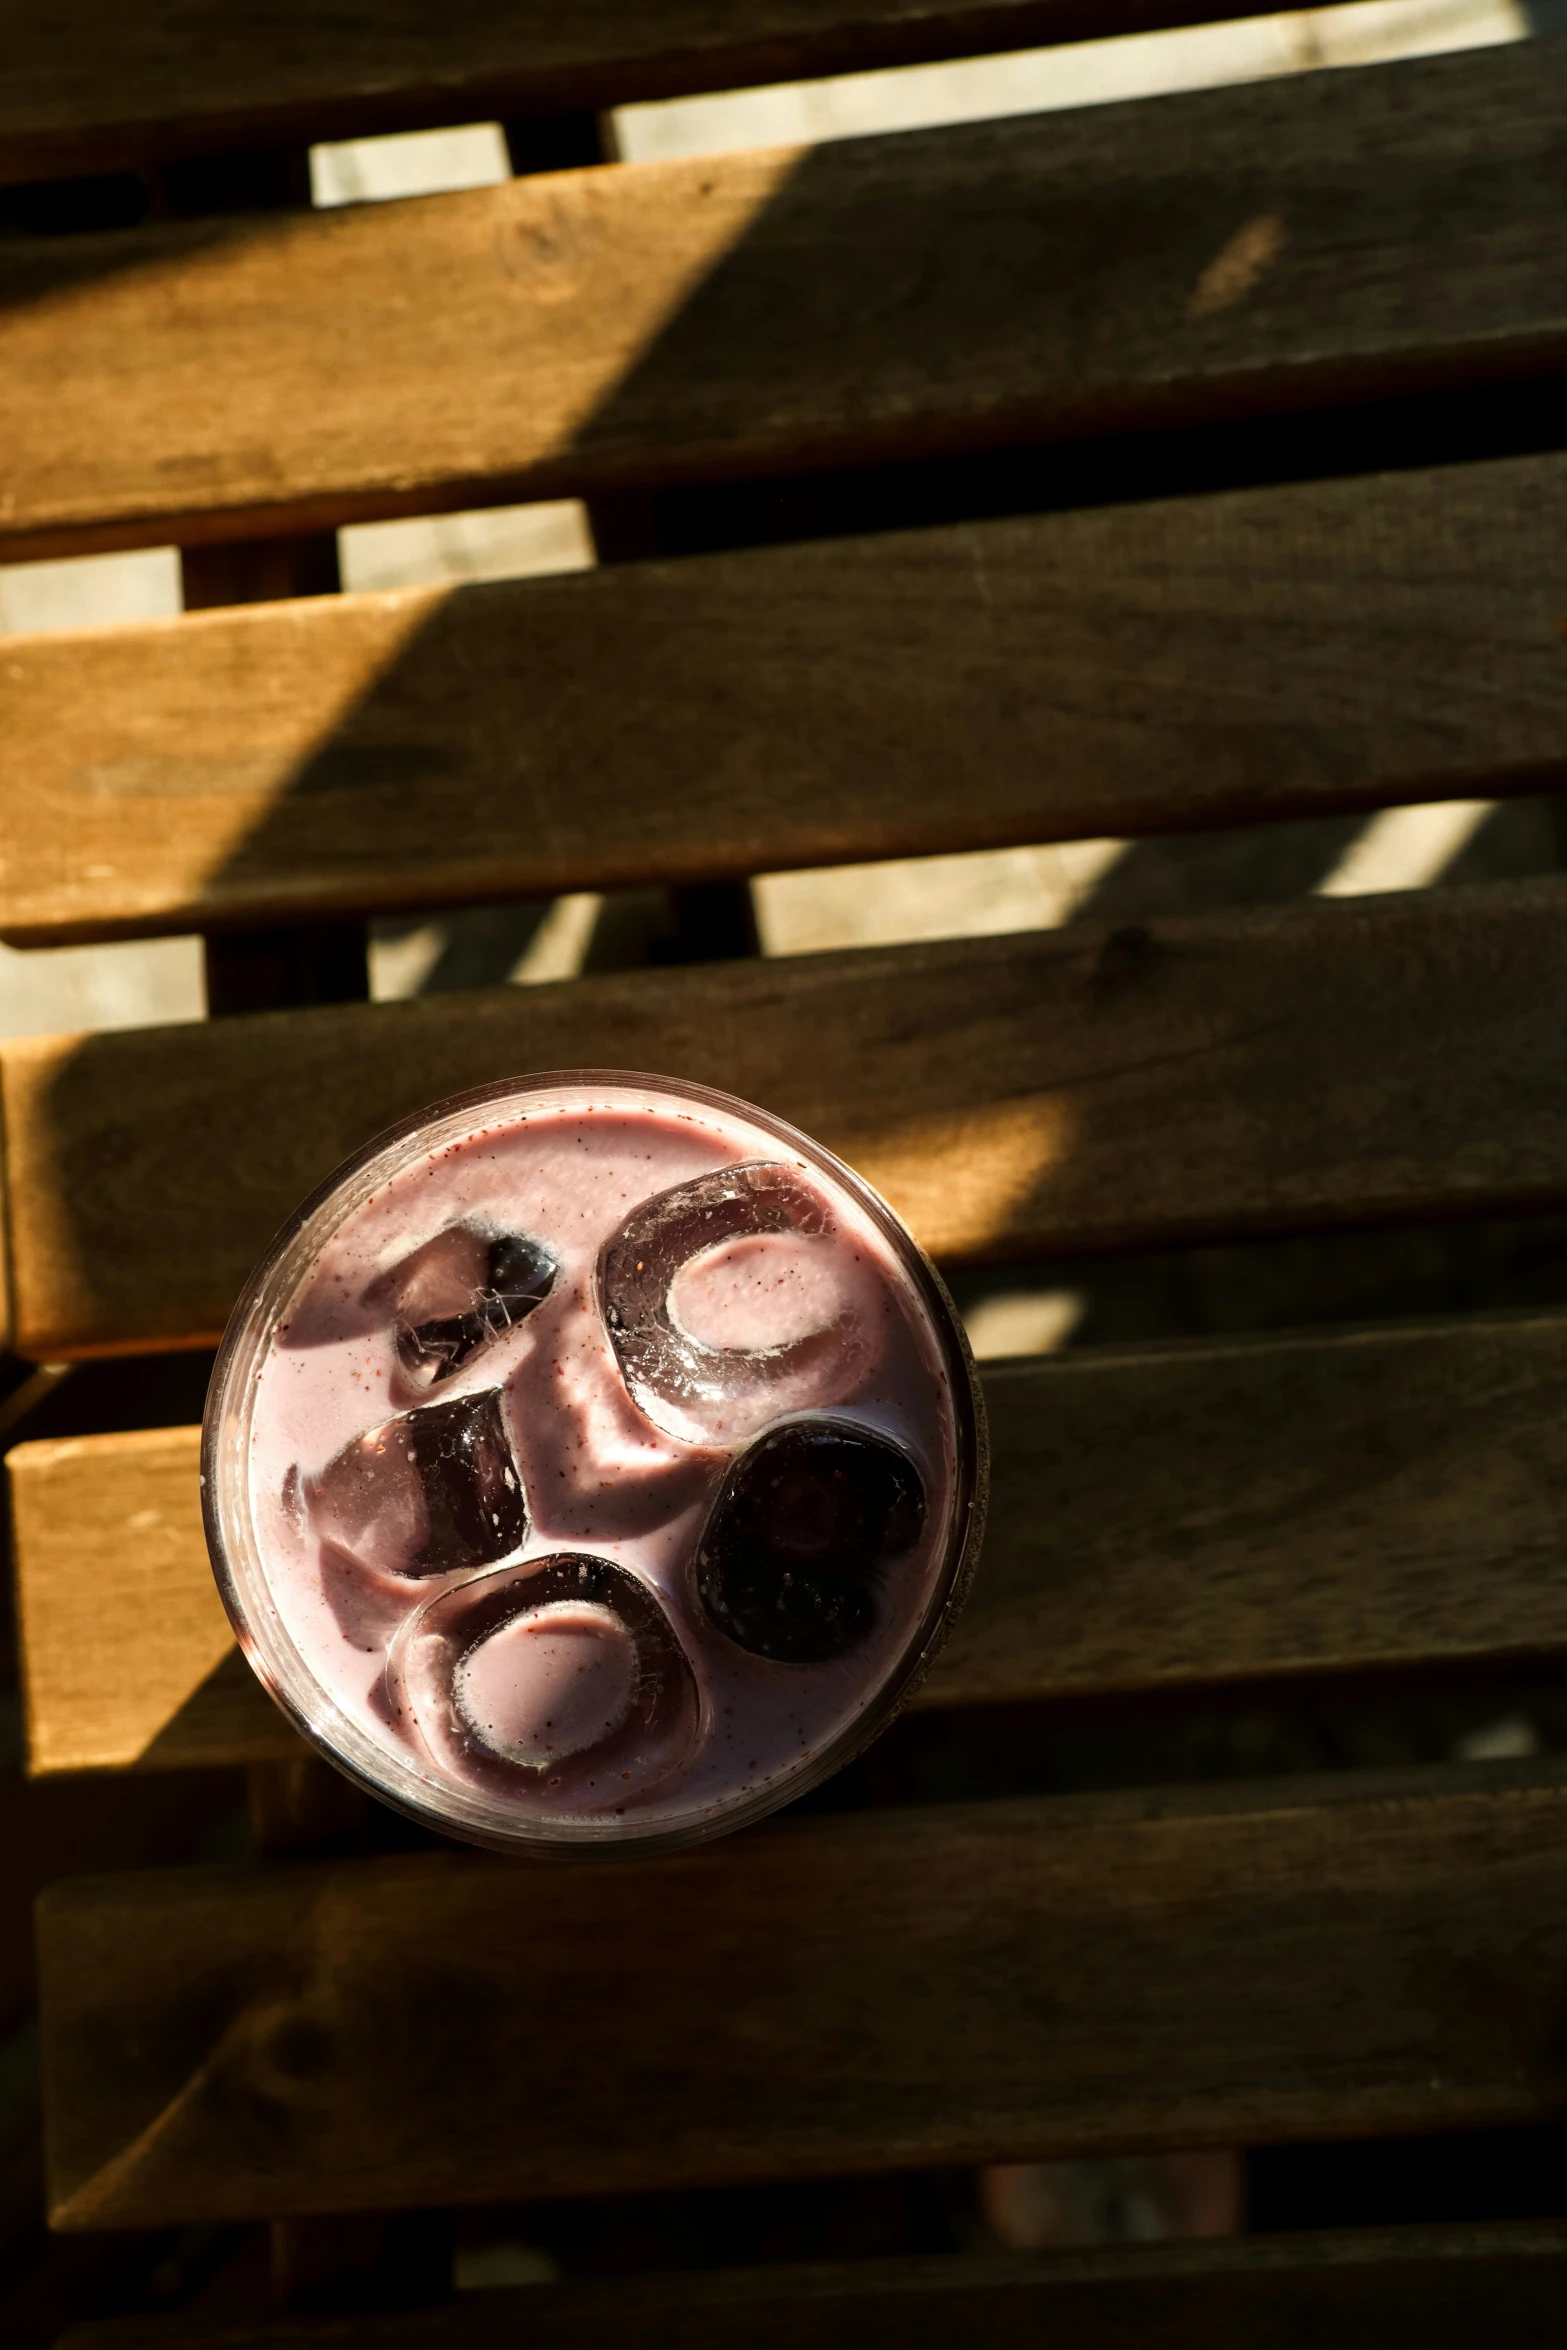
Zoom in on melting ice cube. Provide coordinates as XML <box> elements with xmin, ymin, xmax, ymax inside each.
<box><xmin>390</xmin><ymin>1552</ymin><xmax>699</xmax><ymax>1807</ymax></box>
<box><xmin>308</xmin><ymin>1388</ymin><xmax>526</xmax><ymax>1582</ymax></box>
<box><xmin>598</xmin><ymin>1162</ymin><xmax>868</xmax><ymax>1444</ymax></box>
<box><xmin>694</xmin><ymin>1419</ymin><xmax>925</xmax><ymax>1663</ymax></box>
<box><xmin>378</xmin><ymin>1223</ymin><xmax>557</xmax><ymax>1391</ymax></box>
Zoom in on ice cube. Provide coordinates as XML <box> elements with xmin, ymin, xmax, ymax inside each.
<box><xmin>390</xmin><ymin>1553</ymin><xmax>699</xmax><ymax>1807</ymax></box>
<box><xmin>377</xmin><ymin>1223</ymin><xmax>557</xmax><ymax>1391</ymax></box>
<box><xmin>455</xmin><ymin>1600</ymin><xmax>636</xmax><ymax>1768</ymax></box>
<box><xmin>308</xmin><ymin>1388</ymin><xmax>526</xmax><ymax>1582</ymax></box>
<box><xmin>598</xmin><ymin>1163</ymin><xmax>869</xmax><ymax>1444</ymax></box>
<box><xmin>695</xmin><ymin>1420</ymin><xmax>925</xmax><ymax>1662</ymax></box>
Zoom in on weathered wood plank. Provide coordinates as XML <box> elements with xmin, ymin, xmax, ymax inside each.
<box><xmin>8</xmin><ymin>880</ymin><xmax>1567</xmax><ymax>1361</ymax></box>
<box><xmin>5</xmin><ymin>454</ymin><xmax>1565</xmax><ymax>946</ymax></box>
<box><xmin>0</xmin><ymin>0</ymin><xmax>1326</xmax><ymax>186</ymax></box>
<box><xmin>37</xmin><ymin>1763</ymin><xmax>1567</xmax><ymax>2225</ymax></box>
<box><xmin>3</xmin><ymin>46</ymin><xmax>1563</xmax><ymax>560</ymax></box>
<box><xmin>17</xmin><ymin>1315</ymin><xmax>1567</xmax><ymax>1774</ymax></box>
<box><xmin>49</xmin><ymin>2228</ymin><xmax>1567</xmax><ymax>2350</ymax></box>
<box><xmin>11</xmin><ymin>1427</ymin><xmax>293</xmax><ymax>1775</ymax></box>
<box><xmin>955</xmin><ymin>1316</ymin><xmax>1567</xmax><ymax>1705</ymax></box>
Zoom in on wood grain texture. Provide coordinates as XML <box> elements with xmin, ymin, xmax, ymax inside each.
<box><xmin>5</xmin><ymin>453</ymin><xmax>1566</xmax><ymax>945</ymax></box>
<box><xmin>49</xmin><ymin>2228</ymin><xmax>1567</xmax><ymax>2350</ymax></box>
<box><xmin>10</xmin><ymin>1426</ymin><xmax>295</xmax><ymax>1775</ymax></box>
<box><xmin>0</xmin><ymin>0</ymin><xmax>1326</xmax><ymax>184</ymax></box>
<box><xmin>36</xmin><ymin>1762</ymin><xmax>1567</xmax><ymax>2225</ymax></box>
<box><xmin>10</xmin><ymin>879</ymin><xmax>1567</xmax><ymax>1361</ymax></box>
<box><xmin>955</xmin><ymin>1315</ymin><xmax>1567</xmax><ymax>1704</ymax></box>
<box><xmin>0</xmin><ymin>1171</ymin><xmax>11</xmax><ymax>1356</ymax></box>
<box><xmin>3</xmin><ymin>44</ymin><xmax>1564</xmax><ymax>560</ymax></box>
<box><xmin>17</xmin><ymin>1314</ymin><xmax>1567</xmax><ymax>1774</ymax></box>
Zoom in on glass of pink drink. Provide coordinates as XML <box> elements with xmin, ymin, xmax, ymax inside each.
<box><xmin>204</xmin><ymin>1072</ymin><xmax>986</xmax><ymax>1854</ymax></box>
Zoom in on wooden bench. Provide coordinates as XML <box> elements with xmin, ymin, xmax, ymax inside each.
<box><xmin>5</xmin><ymin>6</ymin><xmax>1567</xmax><ymax>2339</ymax></box>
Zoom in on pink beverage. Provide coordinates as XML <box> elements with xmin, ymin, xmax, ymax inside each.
<box><xmin>204</xmin><ymin>1072</ymin><xmax>986</xmax><ymax>1853</ymax></box>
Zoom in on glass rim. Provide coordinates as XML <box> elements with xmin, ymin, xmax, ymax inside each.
<box><xmin>202</xmin><ymin>1068</ymin><xmax>988</xmax><ymax>1858</ymax></box>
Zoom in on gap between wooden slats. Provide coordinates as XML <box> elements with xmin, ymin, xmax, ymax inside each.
<box><xmin>2</xmin><ymin>452</ymin><xmax>1564</xmax><ymax>948</ymax></box>
<box><xmin>7</xmin><ymin>879</ymin><xmax>1567</xmax><ymax>1360</ymax></box>
<box><xmin>35</xmin><ymin>1760</ymin><xmax>1567</xmax><ymax>2226</ymax></box>
<box><xmin>0</xmin><ymin>0</ymin><xmax>1416</xmax><ymax>184</ymax></box>
<box><xmin>2</xmin><ymin>44</ymin><xmax>1564</xmax><ymax>560</ymax></box>
<box><xmin>45</xmin><ymin>2225</ymin><xmax>1567</xmax><ymax>2350</ymax></box>
<box><xmin>13</xmin><ymin>1313</ymin><xmax>1567</xmax><ymax>1775</ymax></box>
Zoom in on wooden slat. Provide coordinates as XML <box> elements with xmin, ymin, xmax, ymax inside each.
<box><xmin>5</xmin><ymin>454</ymin><xmax>1565</xmax><ymax>948</ymax></box>
<box><xmin>8</xmin><ymin>879</ymin><xmax>1567</xmax><ymax>1362</ymax></box>
<box><xmin>49</xmin><ymin>2228</ymin><xmax>1567</xmax><ymax>2350</ymax></box>
<box><xmin>10</xmin><ymin>1424</ymin><xmax>322</xmax><ymax>1777</ymax></box>
<box><xmin>1</xmin><ymin>0</ymin><xmax>1320</xmax><ymax>186</ymax></box>
<box><xmin>36</xmin><ymin>1761</ymin><xmax>1567</xmax><ymax>2225</ymax></box>
<box><xmin>3</xmin><ymin>45</ymin><xmax>1564</xmax><ymax>561</ymax></box>
<box><xmin>16</xmin><ymin>1314</ymin><xmax>1567</xmax><ymax>1775</ymax></box>
<box><xmin>935</xmin><ymin>1317</ymin><xmax>1567</xmax><ymax>1702</ymax></box>
<box><xmin>11</xmin><ymin>1427</ymin><xmax>288</xmax><ymax>1775</ymax></box>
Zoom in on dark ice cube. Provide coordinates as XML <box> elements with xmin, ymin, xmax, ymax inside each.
<box><xmin>382</xmin><ymin>1223</ymin><xmax>557</xmax><ymax>1390</ymax></box>
<box><xmin>309</xmin><ymin>1387</ymin><xmax>526</xmax><ymax>1581</ymax></box>
<box><xmin>695</xmin><ymin>1420</ymin><xmax>925</xmax><ymax>1663</ymax></box>
<box><xmin>599</xmin><ymin>1162</ymin><xmax>858</xmax><ymax>1442</ymax></box>
<box><xmin>409</xmin><ymin>1388</ymin><xmax>528</xmax><ymax>1568</ymax></box>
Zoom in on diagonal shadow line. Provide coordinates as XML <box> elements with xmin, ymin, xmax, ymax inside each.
<box><xmin>23</xmin><ymin>428</ymin><xmax>1567</xmax><ymax>948</ymax></box>
<box><xmin>11</xmin><ymin>38</ymin><xmax>1564</xmax><ymax>907</ymax></box>
<box><xmin>1067</xmin><ymin>815</ymin><xmax>1371</xmax><ymax>923</ymax></box>
<box><xmin>505</xmin><ymin>44</ymin><xmax>1567</xmax><ymax>498</ymax></box>
<box><xmin>6</xmin><ymin>42</ymin><xmax>1566</xmax><ymax>552</ymax></box>
<box><xmin>18</xmin><ymin>39</ymin><xmax>1567</xmax><ymax>1359</ymax></box>
<box><xmin>134</xmin><ymin>1644</ymin><xmax>305</xmax><ymax>1771</ymax></box>
<box><xmin>0</xmin><ymin>199</ymin><xmax>294</xmax><ymax>316</ymax></box>
<box><xmin>0</xmin><ymin>0</ymin><xmax>1369</xmax><ymax>190</ymax></box>
<box><xmin>198</xmin><ymin>40</ymin><xmax>1567</xmax><ymax>960</ymax></box>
